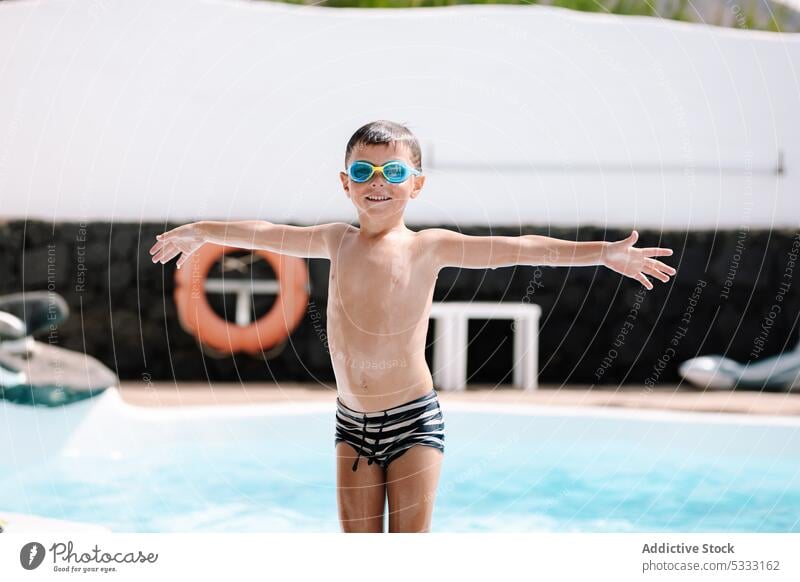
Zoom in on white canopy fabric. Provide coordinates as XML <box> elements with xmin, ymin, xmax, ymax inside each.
<box><xmin>0</xmin><ymin>0</ymin><xmax>797</xmax><ymax>228</ymax></box>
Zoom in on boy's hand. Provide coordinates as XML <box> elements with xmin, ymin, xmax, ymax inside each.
<box><xmin>149</xmin><ymin>223</ymin><xmax>207</xmax><ymax>269</ymax></box>
<box><xmin>601</xmin><ymin>230</ymin><xmax>676</xmax><ymax>290</ymax></box>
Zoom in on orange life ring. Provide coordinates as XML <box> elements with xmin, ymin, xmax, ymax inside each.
<box><xmin>173</xmin><ymin>244</ymin><xmax>309</xmax><ymax>355</ymax></box>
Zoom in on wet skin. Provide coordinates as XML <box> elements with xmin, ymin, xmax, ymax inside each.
<box><xmin>149</xmin><ymin>140</ymin><xmax>676</xmax><ymax>532</ymax></box>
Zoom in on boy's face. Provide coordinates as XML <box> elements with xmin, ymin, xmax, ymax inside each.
<box><xmin>339</xmin><ymin>142</ymin><xmax>425</xmax><ymax>216</ymax></box>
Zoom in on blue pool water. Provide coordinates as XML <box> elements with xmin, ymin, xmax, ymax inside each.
<box><xmin>1</xmin><ymin>411</ymin><xmax>798</xmax><ymax>532</ymax></box>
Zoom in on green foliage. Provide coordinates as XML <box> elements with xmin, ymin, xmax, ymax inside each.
<box><xmin>552</xmin><ymin>0</ymin><xmax>607</xmax><ymax>14</ymax></box>
<box><xmin>266</xmin><ymin>0</ymin><xmax>798</xmax><ymax>32</ymax></box>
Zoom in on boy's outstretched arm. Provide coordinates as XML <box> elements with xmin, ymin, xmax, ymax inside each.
<box><xmin>150</xmin><ymin>220</ymin><xmax>349</xmax><ymax>268</ymax></box>
<box><xmin>420</xmin><ymin>228</ymin><xmax>676</xmax><ymax>290</ymax></box>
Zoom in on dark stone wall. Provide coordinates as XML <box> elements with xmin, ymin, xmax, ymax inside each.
<box><xmin>1</xmin><ymin>220</ymin><xmax>798</xmax><ymax>388</ymax></box>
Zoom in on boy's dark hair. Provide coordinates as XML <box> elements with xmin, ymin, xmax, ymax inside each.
<box><xmin>344</xmin><ymin>120</ymin><xmax>422</xmax><ymax>171</ymax></box>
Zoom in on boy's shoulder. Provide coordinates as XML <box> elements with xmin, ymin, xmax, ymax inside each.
<box><xmin>320</xmin><ymin>222</ymin><xmax>357</xmax><ymax>249</ymax></box>
<box><xmin>415</xmin><ymin>227</ymin><xmax>460</xmax><ymax>244</ymax></box>
<box><xmin>413</xmin><ymin>228</ymin><xmax>461</xmax><ymax>262</ymax></box>
<box><xmin>323</xmin><ymin>222</ymin><xmax>357</xmax><ymax>237</ymax></box>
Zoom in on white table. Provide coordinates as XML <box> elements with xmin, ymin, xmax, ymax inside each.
<box><xmin>429</xmin><ymin>302</ymin><xmax>541</xmax><ymax>391</ymax></box>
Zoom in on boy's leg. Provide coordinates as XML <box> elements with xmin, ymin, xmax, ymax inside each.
<box><xmin>336</xmin><ymin>441</ymin><xmax>386</xmax><ymax>532</ymax></box>
<box><xmin>386</xmin><ymin>444</ymin><xmax>444</xmax><ymax>533</ymax></box>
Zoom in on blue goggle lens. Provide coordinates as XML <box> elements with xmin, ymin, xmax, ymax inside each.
<box><xmin>349</xmin><ymin>161</ymin><xmax>374</xmax><ymax>182</ymax></box>
<box><xmin>382</xmin><ymin>162</ymin><xmax>407</xmax><ymax>183</ymax></box>
<box><xmin>348</xmin><ymin>161</ymin><xmax>416</xmax><ymax>184</ymax></box>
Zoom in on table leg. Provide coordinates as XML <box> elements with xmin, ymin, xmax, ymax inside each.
<box><xmin>523</xmin><ymin>316</ymin><xmax>539</xmax><ymax>391</ymax></box>
<box><xmin>452</xmin><ymin>315</ymin><xmax>468</xmax><ymax>391</ymax></box>
<box><xmin>513</xmin><ymin>316</ymin><xmax>524</xmax><ymax>388</ymax></box>
<box><xmin>432</xmin><ymin>315</ymin><xmax>450</xmax><ymax>390</ymax></box>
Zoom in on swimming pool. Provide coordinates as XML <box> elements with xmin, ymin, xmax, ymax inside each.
<box><xmin>1</xmin><ymin>390</ymin><xmax>798</xmax><ymax>532</ymax></box>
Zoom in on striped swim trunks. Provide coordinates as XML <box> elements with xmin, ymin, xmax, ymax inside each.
<box><xmin>335</xmin><ymin>388</ymin><xmax>445</xmax><ymax>472</ymax></box>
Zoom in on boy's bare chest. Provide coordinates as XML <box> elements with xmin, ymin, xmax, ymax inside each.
<box><xmin>334</xmin><ymin>245</ymin><xmax>411</xmax><ymax>293</ymax></box>
<box><xmin>328</xmin><ymin>236</ymin><xmax>434</xmax><ymax>310</ymax></box>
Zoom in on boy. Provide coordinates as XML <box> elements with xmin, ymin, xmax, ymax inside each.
<box><xmin>149</xmin><ymin>120</ymin><xmax>676</xmax><ymax>533</ymax></box>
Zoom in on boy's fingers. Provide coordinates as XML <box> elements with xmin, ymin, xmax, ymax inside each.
<box><xmin>650</xmin><ymin>259</ymin><xmax>676</xmax><ymax>275</ymax></box>
<box><xmin>149</xmin><ymin>240</ymin><xmax>163</xmax><ymax>254</ymax></box>
<box><xmin>660</xmin><ymin>262</ymin><xmax>677</xmax><ymax>275</ymax></box>
<box><xmin>644</xmin><ymin>265</ymin><xmax>669</xmax><ymax>283</ymax></box>
<box><xmin>160</xmin><ymin>247</ymin><xmax>181</xmax><ymax>264</ymax></box>
<box><xmin>152</xmin><ymin>243</ymin><xmax>178</xmax><ymax>264</ymax></box>
<box><xmin>646</xmin><ymin>258</ymin><xmax>676</xmax><ymax>275</ymax></box>
<box><xmin>642</xmin><ymin>247</ymin><xmax>673</xmax><ymax>256</ymax></box>
<box><xmin>151</xmin><ymin>247</ymin><xmax>166</xmax><ymax>262</ymax></box>
<box><xmin>635</xmin><ymin>273</ymin><xmax>653</xmax><ymax>290</ymax></box>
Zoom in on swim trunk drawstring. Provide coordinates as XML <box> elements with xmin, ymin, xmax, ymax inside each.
<box><xmin>367</xmin><ymin>411</ymin><xmax>389</xmax><ymax>466</ymax></box>
<box><xmin>352</xmin><ymin>413</ymin><xmax>369</xmax><ymax>472</ymax></box>
<box><xmin>336</xmin><ymin>389</ymin><xmax>444</xmax><ymax>473</ymax></box>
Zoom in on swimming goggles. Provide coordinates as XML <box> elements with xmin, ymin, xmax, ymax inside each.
<box><xmin>347</xmin><ymin>159</ymin><xmax>422</xmax><ymax>184</ymax></box>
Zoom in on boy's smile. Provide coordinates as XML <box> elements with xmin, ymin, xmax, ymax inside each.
<box><xmin>339</xmin><ymin>141</ymin><xmax>425</xmax><ymax>238</ymax></box>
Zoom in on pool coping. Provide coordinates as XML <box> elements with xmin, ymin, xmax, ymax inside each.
<box><xmin>116</xmin><ymin>382</ymin><xmax>800</xmax><ymax>425</ymax></box>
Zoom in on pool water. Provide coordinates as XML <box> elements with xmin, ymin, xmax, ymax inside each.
<box><xmin>1</xmin><ymin>411</ymin><xmax>798</xmax><ymax>532</ymax></box>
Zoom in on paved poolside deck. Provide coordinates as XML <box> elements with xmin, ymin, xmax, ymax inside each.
<box><xmin>118</xmin><ymin>382</ymin><xmax>800</xmax><ymax>416</ymax></box>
